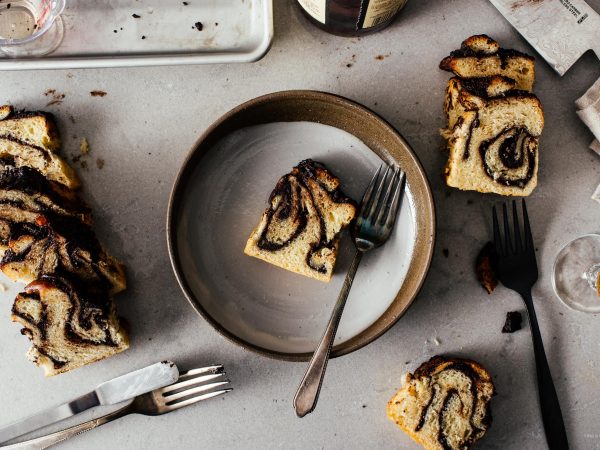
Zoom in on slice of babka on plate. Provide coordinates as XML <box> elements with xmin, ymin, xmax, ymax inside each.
<box><xmin>387</xmin><ymin>356</ymin><xmax>495</xmax><ymax>450</ymax></box>
<box><xmin>245</xmin><ymin>159</ymin><xmax>356</xmax><ymax>282</ymax></box>
<box><xmin>12</xmin><ymin>275</ymin><xmax>129</xmax><ymax>376</ymax></box>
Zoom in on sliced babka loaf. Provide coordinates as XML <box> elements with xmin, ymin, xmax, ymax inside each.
<box><xmin>0</xmin><ymin>212</ymin><xmax>126</xmax><ymax>295</ymax></box>
<box><xmin>444</xmin><ymin>76</ymin><xmax>519</xmax><ymax>129</ymax></box>
<box><xmin>11</xmin><ymin>275</ymin><xmax>129</xmax><ymax>376</ymax></box>
<box><xmin>0</xmin><ymin>137</ymin><xmax>79</xmax><ymax>189</ymax></box>
<box><xmin>443</xmin><ymin>94</ymin><xmax>544</xmax><ymax>196</ymax></box>
<box><xmin>439</xmin><ymin>35</ymin><xmax>535</xmax><ymax>91</ymax></box>
<box><xmin>244</xmin><ymin>159</ymin><xmax>356</xmax><ymax>282</ymax></box>
<box><xmin>387</xmin><ymin>356</ymin><xmax>495</xmax><ymax>450</ymax></box>
<box><xmin>0</xmin><ymin>105</ymin><xmax>60</xmax><ymax>150</ymax></box>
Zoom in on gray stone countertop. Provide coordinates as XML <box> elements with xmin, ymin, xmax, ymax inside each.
<box><xmin>0</xmin><ymin>1</ymin><xmax>599</xmax><ymax>449</ymax></box>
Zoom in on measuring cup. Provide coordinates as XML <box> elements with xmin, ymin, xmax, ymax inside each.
<box><xmin>0</xmin><ymin>0</ymin><xmax>66</xmax><ymax>57</ymax></box>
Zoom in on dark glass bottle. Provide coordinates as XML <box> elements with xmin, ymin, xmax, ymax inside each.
<box><xmin>296</xmin><ymin>0</ymin><xmax>407</xmax><ymax>36</ymax></box>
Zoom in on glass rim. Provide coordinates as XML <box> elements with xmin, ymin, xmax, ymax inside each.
<box><xmin>0</xmin><ymin>0</ymin><xmax>65</xmax><ymax>46</ymax></box>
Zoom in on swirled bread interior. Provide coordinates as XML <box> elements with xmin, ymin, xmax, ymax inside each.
<box><xmin>439</xmin><ymin>35</ymin><xmax>535</xmax><ymax>91</ymax></box>
<box><xmin>387</xmin><ymin>356</ymin><xmax>495</xmax><ymax>450</ymax></box>
<box><xmin>244</xmin><ymin>159</ymin><xmax>356</xmax><ymax>282</ymax></box>
<box><xmin>11</xmin><ymin>276</ymin><xmax>129</xmax><ymax>376</ymax></box>
<box><xmin>439</xmin><ymin>36</ymin><xmax>543</xmax><ymax>196</ymax></box>
<box><xmin>0</xmin><ymin>105</ymin><xmax>60</xmax><ymax>150</ymax></box>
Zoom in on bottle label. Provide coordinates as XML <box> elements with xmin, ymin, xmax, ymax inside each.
<box><xmin>298</xmin><ymin>0</ymin><xmax>326</xmax><ymax>24</ymax></box>
<box><xmin>361</xmin><ymin>0</ymin><xmax>407</xmax><ymax>28</ymax></box>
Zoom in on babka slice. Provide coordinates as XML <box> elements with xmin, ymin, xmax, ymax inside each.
<box><xmin>11</xmin><ymin>275</ymin><xmax>129</xmax><ymax>376</ymax></box>
<box><xmin>0</xmin><ymin>213</ymin><xmax>126</xmax><ymax>295</ymax></box>
<box><xmin>387</xmin><ymin>356</ymin><xmax>495</xmax><ymax>450</ymax></box>
<box><xmin>443</xmin><ymin>94</ymin><xmax>544</xmax><ymax>196</ymax></box>
<box><xmin>444</xmin><ymin>76</ymin><xmax>520</xmax><ymax>129</ymax></box>
<box><xmin>0</xmin><ymin>137</ymin><xmax>79</xmax><ymax>189</ymax></box>
<box><xmin>439</xmin><ymin>35</ymin><xmax>536</xmax><ymax>91</ymax></box>
<box><xmin>0</xmin><ymin>105</ymin><xmax>60</xmax><ymax>150</ymax></box>
<box><xmin>244</xmin><ymin>159</ymin><xmax>356</xmax><ymax>282</ymax></box>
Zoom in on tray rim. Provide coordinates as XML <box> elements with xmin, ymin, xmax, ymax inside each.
<box><xmin>166</xmin><ymin>89</ymin><xmax>437</xmax><ymax>361</ymax></box>
<box><xmin>0</xmin><ymin>0</ymin><xmax>274</xmax><ymax>70</ymax></box>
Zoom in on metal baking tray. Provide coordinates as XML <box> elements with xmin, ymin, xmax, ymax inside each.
<box><xmin>0</xmin><ymin>0</ymin><xmax>273</xmax><ymax>70</ymax></box>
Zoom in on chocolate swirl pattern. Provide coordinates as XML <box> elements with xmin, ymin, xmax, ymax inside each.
<box><xmin>245</xmin><ymin>159</ymin><xmax>356</xmax><ymax>282</ymax></box>
<box><xmin>479</xmin><ymin>126</ymin><xmax>537</xmax><ymax>188</ymax></box>
<box><xmin>387</xmin><ymin>356</ymin><xmax>495</xmax><ymax>450</ymax></box>
<box><xmin>11</xmin><ymin>275</ymin><xmax>128</xmax><ymax>376</ymax></box>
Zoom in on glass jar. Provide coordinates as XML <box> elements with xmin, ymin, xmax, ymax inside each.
<box><xmin>296</xmin><ymin>0</ymin><xmax>408</xmax><ymax>36</ymax></box>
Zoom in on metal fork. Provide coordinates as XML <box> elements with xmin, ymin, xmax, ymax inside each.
<box><xmin>294</xmin><ymin>164</ymin><xmax>406</xmax><ymax>417</ymax></box>
<box><xmin>492</xmin><ymin>201</ymin><xmax>569</xmax><ymax>450</ymax></box>
<box><xmin>4</xmin><ymin>365</ymin><xmax>231</xmax><ymax>450</ymax></box>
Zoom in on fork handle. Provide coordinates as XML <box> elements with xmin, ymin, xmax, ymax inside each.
<box><xmin>3</xmin><ymin>404</ymin><xmax>133</xmax><ymax>450</ymax></box>
<box><xmin>294</xmin><ymin>250</ymin><xmax>363</xmax><ymax>417</ymax></box>
<box><xmin>521</xmin><ymin>290</ymin><xmax>569</xmax><ymax>450</ymax></box>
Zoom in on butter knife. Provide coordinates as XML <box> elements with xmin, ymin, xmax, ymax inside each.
<box><xmin>488</xmin><ymin>0</ymin><xmax>600</xmax><ymax>75</ymax></box>
<box><xmin>0</xmin><ymin>361</ymin><xmax>179</xmax><ymax>444</ymax></box>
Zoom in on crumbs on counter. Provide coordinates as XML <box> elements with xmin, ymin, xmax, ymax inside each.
<box><xmin>80</xmin><ymin>137</ymin><xmax>90</xmax><ymax>155</ymax></box>
<box><xmin>476</xmin><ymin>242</ymin><xmax>497</xmax><ymax>295</ymax></box>
<box><xmin>194</xmin><ymin>21</ymin><xmax>203</xmax><ymax>31</ymax></box>
<box><xmin>442</xmin><ymin>248</ymin><xmax>449</xmax><ymax>258</ymax></box>
<box><xmin>141</xmin><ymin>35</ymin><xmax>146</xmax><ymax>40</ymax></box>
<box><xmin>96</xmin><ymin>158</ymin><xmax>105</xmax><ymax>169</ymax></box>
<box><xmin>90</xmin><ymin>90</ymin><xmax>107</xmax><ymax>97</ymax></box>
<box><xmin>44</xmin><ymin>89</ymin><xmax>65</xmax><ymax>106</ymax></box>
<box><xmin>345</xmin><ymin>54</ymin><xmax>356</xmax><ymax>68</ymax></box>
<box><xmin>183</xmin><ymin>1</ymin><xmax>189</xmax><ymax>4</ymax></box>
<box><xmin>502</xmin><ymin>311</ymin><xmax>522</xmax><ymax>333</ymax></box>
<box><xmin>374</xmin><ymin>53</ymin><xmax>390</xmax><ymax>61</ymax></box>
<box><xmin>132</xmin><ymin>13</ymin><xmax>141</xmax><ymax>18</ymax></box>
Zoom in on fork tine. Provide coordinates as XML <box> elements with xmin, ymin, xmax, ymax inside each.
<box><xmin>160</xmin><ymin>372</ymin><xmax>226</xmax><ymax>394</ymax></box>
<box><xmin>522</xmin><ymin>199</ymin><xmax>534</xmax><ymax>251</ymax></box>
<box><xmin>366</xmin><ymin>165</ymin><xmax>391</xmax><ymax>220</ymax></box>
<box><xmin>512</xmin><ymin>200</ymin><xmax>522</xmax><ymax>253</ymax></box>
<box><xmin>502</xmin><ymin>203</ymin><xmax>512</xmax><ymax>254</ymax></box>
<box><xmin>375</xmin><ymin>166</ymin><xmax>398</xmax><ymax>225</ymax></box>
<box><xmin>164</xmin><ymin>381</ymin><xmax>230</xmax><ymax>403</ymax></box>
<box><xmin>384</xmin><ymin>169</ymin><xmax>406</xmax><ymax>230</ymax></box>
<box><xmin>492</xmin><ymin>206</ymin><xmax>502</xmax><ymax>255</ymax></box>
<box><xmin>164</xmin><ymin>389</ymin><xmax>233</xmax><ymax>412</ymax></box>
<box><xmin>359</xmin><ymin>164</ymin><xmax>383</xmax><ymax>218</ymax></box>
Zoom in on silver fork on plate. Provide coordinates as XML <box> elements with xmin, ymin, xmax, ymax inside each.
<box><xmin>294</xmin><ymin>164</ymin><xmax>406</xmax><ymax>417</ymax></box>
<box><xmin>4</xmin><ymin>365</ymin><xmax>231</xmax><ymax>450</ymax></box>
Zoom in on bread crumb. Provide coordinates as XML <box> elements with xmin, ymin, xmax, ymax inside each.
<box><xmin>96</xmin><ymin>158</ymin><xmax>105</xmax><ymax>169</ymax></box>
<box><xmin>433</xmin><ymin>337</ymin><xmax>441</xmax><ymax>345</ymax></box>
<box><xmin>90</xmin><ymin>90</ymin><xmax>107</xmax><ymax>97</ymax></box>
<box><xmin>80</xmin><ymin>138</ymin><xmax>90</xmax><ymax>154</ymax></box>
<box><xmin>476</xmin><ymin>242</ymin><xmax>498</xmax><ymax>294</ymax></box>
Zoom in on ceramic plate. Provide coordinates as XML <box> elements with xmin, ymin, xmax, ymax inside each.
<box><xmin>167</xmin><ymin>91</ymin><xmax>435</xmax><ymax>360</ymax></box>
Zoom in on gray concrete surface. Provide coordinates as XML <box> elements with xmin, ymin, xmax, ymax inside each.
<box><xmin>0</xmin><ymin>1</ymin><xmax>599</xmax><ymax>449</ymax></box>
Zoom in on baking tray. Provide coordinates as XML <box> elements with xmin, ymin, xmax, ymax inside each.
<box><xmin>0</xmin><ymin>0</ymin><xmax>273</xmax><ymax>70</ymax></box>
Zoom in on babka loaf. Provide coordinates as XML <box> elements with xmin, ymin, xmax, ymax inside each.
<box><xmin>244</xmin><ymin>159</ymin><xmax>356</xmax><ymax>282</ymax></box>
<box><xmin>0</xmin><ymin>105</ymin><xmax>60</xmax><ymax>150</ymax></box>
<box><xmin>443</xmin><ymin>94</ymin><xmax>544</xmax><ymax>196</ymax></box>
<box><xmin>11</xmin><ymin>275</ymin><xmax>129</xmax><ymax>376</ymax></box>
<box><xmin>0</xmin><ymin>137</ymin><xmax>79</xmax><ymax>189</ymax></box>
<box><xmin>387</xmin><ymin>356</ymin><xmax>495</xmax><ymax>450</ymax></box>
<box><xmin>439</xmin><ymin>35</ymin><xmax>535</xmax><ymax>91</ymax></box>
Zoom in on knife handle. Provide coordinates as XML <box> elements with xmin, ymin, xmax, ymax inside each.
<box><xmin>2</xmin><ymin>404</ymin><xmax>133</xmax><ymax>450</ymax></box>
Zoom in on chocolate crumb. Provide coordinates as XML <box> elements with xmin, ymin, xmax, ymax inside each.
<box><xmin>141</xmin><ymin>35</ymin><xmax>146</xmax><ymax>39</ymax></box>
<box><xmin>346</xmin><ymin>63</ymin><xmax>352</xmax><ymax>68</ymax></box>
<box><xmin>113</xmin><ymin>30</ymin><xmax>117</xmax><ymax>33</ymax></box>
<box><xmin>96</xmin><ymin>158</ymin><xmax>105</xmax><ymax>169</ymax></box>
<box><xmin>7</xmin><ymin>4</ymin><xmax>11</xmax><ymax>9</ymax></box>
<box><xmin>442</xmin><ymin>248</ymin><xmax>449</xmax><ymax>258</ymax></box>
<box><xmin>132</xmin><ymin>13</ymin><xmax>141</xmax><ymax>18</ymax></box>
<box><xmin>90</xmin><ymin>90</ymin><xmax>107</xmax><ymax>97</ymax></box>
<box><xmin>183</xmin><ymin>1</ymin><xmax>189</xmax><ymax>4</ymax></box>
<box><xmin>502</xmin><ymin>311</ymin><xmax>522</xmax><ymax>333</ymax></box>
<box><xmin>476</xmin><ymin>242</ymin><xmax>498</xmax><ymax>294</ymax></box>
<box><xmin>194</xmin><ymin>21</ymin><xmax>203</xmax><ymax>31</ymax></box>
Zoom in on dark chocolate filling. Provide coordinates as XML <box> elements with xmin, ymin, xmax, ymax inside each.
<box><xmin>478</xmin><ymin>127</ymin><xmax>536</xmax><ymax>188</ymax></box>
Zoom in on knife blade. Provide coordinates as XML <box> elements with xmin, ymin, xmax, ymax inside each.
<box><xmin>0</xmin><ymin>361</ymin><xmax>179</xmax><ymax>444</ymax></box>
<box><xmin>488</xmin><ymin>0</ymin><xmax>600</xmax><ymax>75</ymax></box>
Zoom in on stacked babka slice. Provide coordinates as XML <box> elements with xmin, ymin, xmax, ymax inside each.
<box><xmin>439</xmin><ymin>35</ymin><xmax>544</xmax><ymax>196</ymax></box>
<box><xmin>0</xmin><ymin>106</ymin><xmax>128</xmax><ymax>376</ymax></box>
